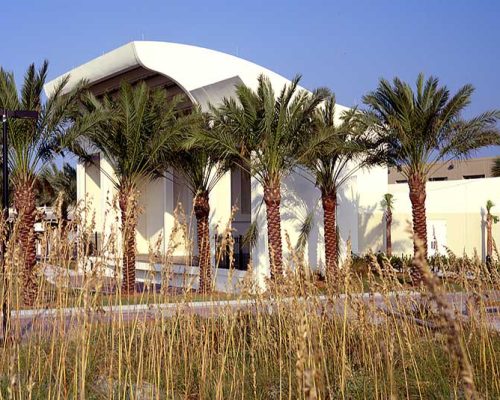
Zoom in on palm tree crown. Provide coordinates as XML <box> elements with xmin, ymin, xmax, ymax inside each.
<box><xmin>363</xmin><ymin>74</ymin><xmax>500</xmax><ymax>179</ymax></box>
<box><xmin>199</xmin><ymin>74</ymin><xmax>330</xmax><ymax>277</ymax></box>
<box><xmin>79</xmin><ymin>82</ymin><xmax>193</xmax><ymax>191</ymax></box>
<box><xmin>38</xmin><ymin>162</ymin><xmax>77</xmax><ymax>208</ymax></box>
<box><xmin>381</xmin><ymin>193</ymin><xmax>394</xmax><ymax>212</ymax></box>
<box><xmin>491</xmin><ymin>158</ymin><xmax>500</xmax><ymax>177</ymax></box>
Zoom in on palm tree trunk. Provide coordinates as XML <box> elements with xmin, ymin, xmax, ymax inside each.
<box><xmin>386</xmin><ymin>209</ymin><xmax>392</xmax><ymax>257</ymax></box>
<box><xmin>119</xmin><ymin>185</ymin><xmax>138</xmax><ymax>294</ymax></box>
<box><xmin>486</xmin><ymin>215</ymin><xmax>493</xmax><ymax>258</ymax></box>
<box><xmin>14</xmin><ymin>179</ymin><xmax>38</xmax><ymax>306</ymax></box>
<box><xmin>263</xmin><ymin>182</ymin><xmax>283</xmax><ymax>279</ymax></box>
<box><xmin>321</xmin><ymin>188</ymin><xmax>338</xmax><ymax>281</ymax></box>
<box><xmin>408</xmin><ymin>173</ymin><xmax>427</xmax><ymax>283</ymax></box>
<box><xmin>194</xmin><ymin>191</ymin><xmax>212</xmax><ymax>293</ymax></box>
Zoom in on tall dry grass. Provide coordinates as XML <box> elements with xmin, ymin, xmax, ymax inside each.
<box><xmin>0</xmin><ymin>197</ymin><xmax>499</xmax><ymax>399</ymax></box>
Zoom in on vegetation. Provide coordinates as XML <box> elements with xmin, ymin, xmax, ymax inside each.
<box><xmin>298</xmin><ymin>96</ymin><xmax>380</xmax><ymax>280</ymax></box>
<box><xmin>38</xmin><ymin>162</ymin><xmax>77</xmax><ymax>224</ymax></box>
<box><xmin>75</xmin><ymin>82</ymin><xmax>194</xmax><ymax>293</ymax></box>
<box><xmin>485</xmin><ymin>200</ymin><xmax>499</xmax><ymax>260</ymax></box>
<box><xmin>491</xmin><ymin>157</ymin><xmax>500</xmax><ymax>177</ymax></box>
<box><xmin>381</xmin><ymin>193</ymin><xmax>394</xmax><ymax>257</ymax></box>
<box><xmin>200</xmin><ymin>75</ymin><xmax>329</xmax><ymax>279</ymax></box>
<box><xmin>363</xmin><ymin>74</ymin><xmax>500</xmax><ymax>282</ymax></box>
<box><xmin>0</xmin><ymin>207</ymin><xmax>499</xmax><ymax>399</ymax></box>
<box><xmin>171</xmin><ymin>113</ymin><xmax>233</xmax><ymax>293</ymax></box>
<box><xmin>1</xmin><ymin>61</ymin><xmax>499</xmax><ymax>399</ymax></box>
<box><xmin>0</xmin><ymin>61</ymin><xmax>85</xmax><ymax>306</ymax></box>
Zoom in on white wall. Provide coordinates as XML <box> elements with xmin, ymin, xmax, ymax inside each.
<box><xmin>389</xmin><ymin>177</ymin><xmax>500</xmax><ymax>259</ymax></box>
<box><xmin>250</xmin><ymin>165</ymin><xmax>388</xmax><ymax>286</ymax></box>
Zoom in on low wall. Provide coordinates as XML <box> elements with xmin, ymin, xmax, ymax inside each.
<box><xmin>388</xmin><ymin>177</ymin><xmax>500</xmax><ymax>259</ymax></box>
<box><xmin>83</xmin><ymin>258</ymin><xmax>248</xmax><ymax>293</ymax></box>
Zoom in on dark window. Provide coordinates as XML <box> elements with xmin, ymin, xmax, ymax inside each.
<box><xmin>463</xmin><ymin>174</ymin><xmax>485</xmax><ymax>180</ymax></box>
<box><xmin>215</xmin><ymin>235</ymin><xmax>250</xmax><ymax>270</ymax></box>
<box><xmin>396</xmin><ymin>179</ymin><xmax>408</xmax><ymax>184</ymax></box>
<box><xmin>429</xmin><ymin>177</ymin><xmax>448</xmax><ymax>181</ymax></box>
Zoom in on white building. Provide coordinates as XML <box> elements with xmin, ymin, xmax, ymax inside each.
<box><xmin>44</xmin><ymin>41</ymin><xmax>399</xmax><ymax>290</ymax></box>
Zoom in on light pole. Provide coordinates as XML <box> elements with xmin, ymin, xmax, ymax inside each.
<box><xmin>1</xmin><ymin>109</ymin><xmax>38</xmax><ymax>340</ymax></box>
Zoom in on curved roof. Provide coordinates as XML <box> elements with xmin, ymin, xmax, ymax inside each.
<box><xmin>44</xmin><ymin>41</ymin><xmax>349</xmax><ymax>112</ymax></box>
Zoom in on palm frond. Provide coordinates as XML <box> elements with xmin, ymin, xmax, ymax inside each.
<box><xmin>295</xmin><ymin>211</ymin><xmax>314</xmax><ymax>251</ymax></box>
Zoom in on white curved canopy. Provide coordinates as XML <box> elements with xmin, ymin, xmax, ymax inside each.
<box><xmin>44</xmin><ymin>41</ymin><xmax>349</xmax><ymax>112</ymax></box>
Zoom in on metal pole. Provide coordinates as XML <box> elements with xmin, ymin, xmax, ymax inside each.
<box><xmin>1</xmin><ymin>113</ymin><xmax>8</xmax><ymax>339</ymax></box>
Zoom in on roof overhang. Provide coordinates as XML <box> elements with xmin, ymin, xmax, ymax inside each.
<box><xmin>44</xmin><ymin>41</ymin><xmax>350</xmax><ymax>113</ymax></box>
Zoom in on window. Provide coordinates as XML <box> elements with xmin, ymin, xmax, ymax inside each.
<box><xmin>395</xmin><ymin>179</ymin><xmax>408</xmax><ymax>184</ymax></box>
<box><xmin>231</xmin><ymin>166</ymin><xmax>251</xmax><ymax>215</ymax></box>
<box><xmin>429</xmin><ymin>177</ymin><xmax>448</xmax><ymax>181</ymax></box>
<box><xmin>463</xmin><ymin>174</ymin><xmax>485</xmax><ymax>180</ymax></box>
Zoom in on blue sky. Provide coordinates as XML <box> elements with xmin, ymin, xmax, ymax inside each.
<box><xmin>2</xmin><ymin>0</ymin><xmax>499</xmax><ymax>156</ymax></box>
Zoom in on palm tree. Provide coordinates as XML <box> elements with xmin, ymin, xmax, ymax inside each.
<box><xmin>381</xmin><ymin>193</ymin><xmax>394</xmax><ymax>257</ymax></box>
<box><xmin>0</xmin><ymin>61</ymin><xmax>85</xmax><ymax>305</ymax></box>
<box><xmin>170</xmin><ymin>114</ymin><xmax>232</xmax><ymax>293</ymax></box>
<box><xmin>38</xmin><ymin>162</ymin><xmax>77</xmax><ymax>222</ymax></box>
<box><xmin>200</xmin><ymin>75</ymin><xmax>329</xmax><ymax>279</ymax></box>
<box><xmin>491</xmin><ymin>158</ymin><xmax>500</xmax><ymax>177</ymax></box>
<box><xmin>299</xmin><ymin>96</ymin><xmax>380</xmax><ymax>279</ymax></box>
<box><xmin>77</xmin><ymin>82</ymin><xmax>193</xmax><ymax>293</ymax></box>
<box><xmin>485</xmin><ymin>200</ymin><xmax>498</xmax><ymax>260</ymax></box>
<box><xmin>363</xmin><ymin>74</ymin><xmax>500</xmax><ymax>282</ymax></box>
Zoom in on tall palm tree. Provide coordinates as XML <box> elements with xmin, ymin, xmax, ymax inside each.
<box><xmin>485</xmin><ymin>200</ymin><xmax>498</xmax><ymax>260</ymax></box>
<box><xmin>200</xmin><ymin>75</ymin><xmax>329</xmax><ymax>279</ymax></box>
<box><xmin>381</xmin><ymin>193</ymin><xmax>394</xmax><ymax>257</ymax></box>
<box><xmin>77</xmin><ymin>82</ymin><xmax>193</xmax><ymax>293</ymax></box>
<box><xmin>299</xmin><ymin>96</ymin><xmax>380</xmax><ymax>279</ymax></box>
<box><xmin>363</xmin><ymin>74</ymin><xmax>500</xmax><ymax>282</ymax></box>
<box><xmin>171</xmin><ymin>114</ymin><xmax>232</xmax><ymax>293</ymax></box>
<box><xmin>0</xmin><ymin>61</ymin><xmax>85</xmax><ymax>305</ymax></box>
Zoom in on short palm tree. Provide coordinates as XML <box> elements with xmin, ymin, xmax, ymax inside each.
<box><xmin>0</xmin><ymin>61</ymin><xmax>85</xmax><ymax>305</ymax></box>
<box><xmin>363</xmin><ymin>74</ymin><xmax>500</xmax><ymax>282</ymax></box>
<box><xmin>299</xmin><ymin>96</ymin><xmax>380</xmax><ymax>279</ymax></box>
<box><xmin>77</xmin><ymin>82</ymin><xmax>193</xmax><ymax>293</ymax></box>
<box><xmin>38</xmin><ymin>162</ymin><xmax>77</xmax><ymax>222</ymax></box>
<box><xmin>171</xmin><ymin>114</ymin><xmax>232</xmax><ymax>293</ymax></box>
<box><xmin>381</xmin><ymin>193</ymin><xmax>394</xmax><ymax>257</ymax></box>
<box><xmin>491</xmin><ymin>158</ymin><xmax>500</xmax><ymax>177</ymax></box>
<box><xmin>485</xmin><ymin>200</ymin><xmax>498</xmax><ymax>260</ymax></box>
<box><xmin>201</xmin><ymin>75</ymin><xmax>329</xmax><ymax>279</ymax></box>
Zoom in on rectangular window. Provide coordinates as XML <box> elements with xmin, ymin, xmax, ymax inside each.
<box><xmin>395</xmin><ymin>179</ymin><xmax>408</xmax><ymax>184</ymax></box>
<box><xmin>429</xmin><ymin>177</ymin><xmax>448</xmax><ymax>181</ymax></box>
<box><xmin>463</xmin><ymin>174</ymin><xmax>485</xmax><ymax>180</ymax></box>
<box><xmin>231</xmin><ymin>166</ymin><xmax>251</xmax><ymax>215</ymax></box>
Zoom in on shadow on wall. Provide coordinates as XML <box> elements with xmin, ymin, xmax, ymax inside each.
<box><xmin>389</xmin><ymin>217</ymin><xmax>415</xmax><ymax>256</ymax></box>
<box><xmin>281</xmin><ymin>174</ymin><xmax>321</xmax><ymax>269</ymax></box>
<box><xmin>280</xmin><ymin>172</ymin><xmax>362</xmax><ymax>273</ymax></box>
<box><xmin>355</xmin><ymin>191</ymin><xmax>412</xmax><ymax>256</ymax></box>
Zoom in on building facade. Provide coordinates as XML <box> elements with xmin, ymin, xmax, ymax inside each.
<box><xmin>388</xmin><ymin>157</ymin><xmax>497</xmax><ymax>184</ymax></box>
<box><xmin>45</xmin><ymin>41</ymin><xmax>388</xmax><ymax>290</ymax></box>
<box><xmin>48</xmin><ymin>41</ymin><xmax>500</xmax><ymax>289</ymax></box>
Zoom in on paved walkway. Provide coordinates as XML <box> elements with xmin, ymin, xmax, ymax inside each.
<box><xmin>2</xmin><ymin>290</ymin><xmax>499</xmax><ymax>341</ymax></box>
